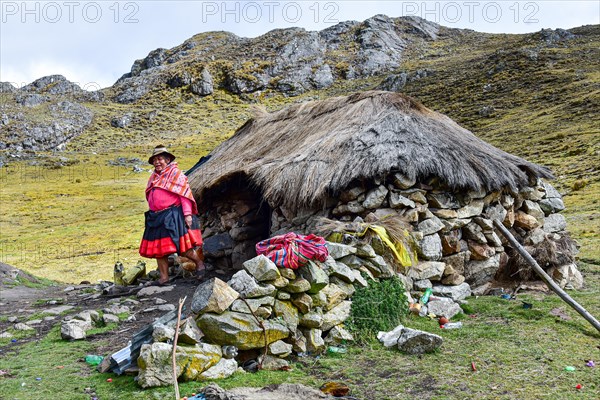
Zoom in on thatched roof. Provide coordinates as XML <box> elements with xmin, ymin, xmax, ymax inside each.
<box><xmin>188</xmin><ymin>91</ymin><xmax>552</xmax><ymax>211</ymax></box>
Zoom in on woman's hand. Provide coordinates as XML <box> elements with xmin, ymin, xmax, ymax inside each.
<box><xmin>184</xmin><ymin>215</ymin><xmax>193</xmax><ymax>229</ymax></box>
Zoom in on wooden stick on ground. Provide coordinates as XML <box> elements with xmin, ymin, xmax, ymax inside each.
<box><xmin>493</xmin><ymin>219</ymin><xmax>600</xmax><ymax>333</ymax></box>
<box><xmin>172</xmin><ymin>296</ymin><xmax>187</xmax><ymax>400</ymax></box>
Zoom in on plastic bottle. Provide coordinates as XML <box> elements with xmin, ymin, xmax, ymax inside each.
<box><xmin>327</xmin><ymin>346</ymin><xmax>347</xmax><ymax>354</ymax></box>
<box><xmin>441</xmin><ymin>322</ymin><xmax>463</xmax><ymax>329</ymax></box>
<box><xmin>84</xmin><ymin>355</ymin><xmax>104</xmax><ymax>366</ymax></box>
<box><xmin>420</xmin><ymin>288</ymin><xmax>433</xmax><ymax>305</ymax></box>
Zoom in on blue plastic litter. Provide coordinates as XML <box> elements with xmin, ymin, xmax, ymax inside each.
<box><xmin>188</xmin><ymin>394</ymin><xmax>206</xmax><ymax>400</ymax></box>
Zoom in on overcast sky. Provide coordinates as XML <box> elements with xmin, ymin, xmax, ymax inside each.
<box><xmin>1</xmin><ymin>1</ymin><xmax>598</xmax><ymax>89</ymax></box>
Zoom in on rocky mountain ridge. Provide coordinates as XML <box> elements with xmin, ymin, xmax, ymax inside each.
<box><xmin>0</xmin><ymin>14</ymin><xmax>597</xmax><ymax>186</ymax></box>
<box><xmin>110</xmin><ymin>15</ymin><xmax>439</xmax><ymax>102</ymax></box>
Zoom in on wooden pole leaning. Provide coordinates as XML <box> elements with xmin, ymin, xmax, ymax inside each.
<box><xmin>493</xmin><ymin>219</ymin><xmax>600</xmax><ymax>333</ymax></box>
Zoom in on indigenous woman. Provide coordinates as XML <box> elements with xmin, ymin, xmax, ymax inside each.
<box><xmin>139</xmin><ymin>145</ymin><xmax>205</xmax><ymax>285</ymax></box>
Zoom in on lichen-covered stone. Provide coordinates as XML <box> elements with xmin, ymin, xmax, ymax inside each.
<box><xmin>137</xmin><ymin>342</ymin><xmax>222</xmax><ymax>387</ymax></box>
<box><xmin>299</xmin><ymin>308</ymin><xmax>324</xmax><ymax>329</ymax></box>
<box><xmin>273</xmin><ymin>300</ymin><xmax>299</xmax><ymax>331</ymax></box>
<box><xmin>230</xmin><ymin>296</ymin><xmax>275</xmax><ymax>314</ymax></box>
<box><xmin>196</xmin><ymin>312</ymin><xmax>289</xmax><ymax>350</ymax></box>
<box><xmin>178</xmin><ymin>317</ymin><xmax>205</xmax><ymax>345</ymax></box>
<box><xmin>291</xmin><ymin>293</ymin><xmax>313</xmax><ymax>314</ymax></box>
<box><xmin>302</xmin><ymin>328</ymin><xmax>326</xmax><ymax>354</ymax></box>
<box><xmin>320</xmin><ymin>284</ymin><xmax>347</xmax><ymax>311</ymax></box>
<box><xmin>199</xmin><ymin>358</ymin><xmax>238</xmax><ymax>380</ymax></box>
<box><xmin>284</xmin><ymin>277</ymin><xmax>312</xmax><ymax>293</ymax></box>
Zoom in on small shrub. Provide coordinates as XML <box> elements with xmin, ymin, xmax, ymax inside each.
<box><xmin>347</xmin><ymin>276</ymin><xmax>408</xmax><ymax>340</ymax></box>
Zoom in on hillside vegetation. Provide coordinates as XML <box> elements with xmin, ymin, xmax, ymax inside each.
<box><xmin>0</xmin><ymin>17</ymin><xmax>598</xmax><ymax>283</ymax></box>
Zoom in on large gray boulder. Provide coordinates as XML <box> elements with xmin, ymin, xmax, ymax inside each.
<box><xmin>464</xmin><ymin>254</ymin><xmax>500</xmax><ymax>287</ymax></box>
<box><xmin>137</xmin><ymin>342</ymin><xmax>222</xmax><ymax>387</ymax></box>
<box><xmin>378</xmin><ymin>325</ymin><xmax>443</xmax><ymax>354</ymax></box>
<box><xmin>196</xmin><ymin>311</ymin><xmax>289</xmax><ymax>350</ymax></box>
<box><xmin>191</xmin><ymin>278</ymin><xmax>239</xmax><ymax>314</ymax></box>
<box><xmin>426</xmin><ymin>297</ymin><xmax>463</xmax><ymax>319</ymax></box>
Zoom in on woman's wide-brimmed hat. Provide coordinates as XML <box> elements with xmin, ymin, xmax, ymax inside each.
<box><xmin>148</xmin><ymin>145</ymin><xmax>176</xmax><ymax>164</ymax></box>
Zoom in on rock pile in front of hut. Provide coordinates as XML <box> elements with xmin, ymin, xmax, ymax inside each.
<box><xmin>137</xmin><ymin>240</ymin><xmax>447</xmax><ymax>387</ymax></box>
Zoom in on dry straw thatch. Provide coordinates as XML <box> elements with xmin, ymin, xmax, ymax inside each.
<box><xmin>189</xmin><ymin>91</ymin><xmax>552</xmax><ymax>212</ymax></box>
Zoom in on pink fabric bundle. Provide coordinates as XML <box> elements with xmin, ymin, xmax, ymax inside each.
<box><xmin>255</xmin><ymin>232</ymin><xmax>329</xmax><ymax>270</ymax></box>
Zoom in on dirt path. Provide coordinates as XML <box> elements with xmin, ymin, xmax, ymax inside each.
<box><xmin>0</xmin><ymin>262</ymin><xmax>205</xmax><ymax>353</ymax></box>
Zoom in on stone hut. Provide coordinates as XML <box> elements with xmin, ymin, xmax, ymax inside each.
<box><xmin>188</xmin><ymin>90</ymin><xmax>581</xmax><ymax>292</ymax></box>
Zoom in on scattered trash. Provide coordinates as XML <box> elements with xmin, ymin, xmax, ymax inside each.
<box><xmin>188</xmin><ymin>394</ymin><xmax>206</xmax><ymax>400</ymax></box>
<box><xmin>221</xmin><ymin>345</ymin><xmax>238</xmax><ymax>359</ymax></box>
<box><xmin>441</xmin><ymin>322</ymin><xmax>463</xmax><ymax>329</ymax></box>
<box><xmin>585</xmin><ymin>360</ymin><xmax>595</xmax><ymax>367</ymax></box>
<box><xmin>241</xmin><ymin>359</ymin><xmax>259</xmax><ymax>373</ymax></box>
<box><xmin>106</xmin><ymin>378</ymin><xmax>113</xmax><ymax>382</ymax></box>
<box><xmin>575</xmin><ymin>384</ymin><xmax>582</xmax><ymax>390</ymax></box>
<box><xmin>327</xmin><ymin>346</ymin><xmax>347</xmax><ymax>354</ymax></box>
<box><xmin>35</xmin><ymin>377</ymin><xmax>42</xmax><ymax>381</ymax></box>
<box><xmin>11</xmin><ymin>339</ymin><xmax>17</xmax><ymax>343</ymax></box>
<box><xmin>522</xmin><ymin>301</ymin><xmax>533</xmax><ymax>309</ymax></box>
<box><xmin>471</xmin><ymin>362</ymin><xmax>477</xmax><ymax>371</ymax></box>
<box><xmin>500</xmin><ymin>294</ymin><xmax>512</xmax><ymax>300</ymax></box>
<box><xmin>56</xmin><ymin>365</ymin><xmax>64</xmax><ymax>369</ymax></box>
<box><xmin>438</xmin><ymin>317</ymin><xmax>449</xmax><ymax>326</ymax></box>
<box><xmin>409</xmin><ymin>302</ymin><xmax>421</xmax><ymax>315</ymax></box>
<box><xmin>84</xmin><ymin>355</ymin><xmax>104</xmax><ymax>366</ymax></box>
<box><xmin>320</xmin><ymin>381</ymin><xmax>350</xmax><ymax>397</ymax></box>
<box><xmin>420</xmin><ymin>288</ymin><xmax>433</xmax><ymax>305</ymax></box>
<box><xmin>565</xmin><ymin>366</ymin><xmax>576</xmax><ymax>372</ymax></box>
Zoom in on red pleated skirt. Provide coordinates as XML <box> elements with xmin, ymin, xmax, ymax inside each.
<box><xmin>139</xmin><ymin>205</ymin><xmax>203</xmax><ymax>259</ymax></box>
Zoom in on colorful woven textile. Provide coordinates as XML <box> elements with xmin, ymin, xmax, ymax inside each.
<box><xmin>255</xmin><ymin>232</ymin><xmax>329</xmax><ymax>269</ymax></box>
<box><xmin>139</xmin><ymin>205</ymin><xmax>202</xmax><ymax>258</ymax></box>
<box><xmin>145</xmin><ymin>162</ymin><xmax>198</xmax><ymax>214</ymax></box>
